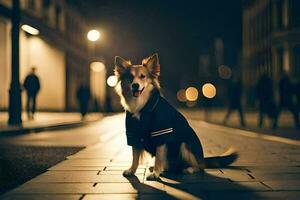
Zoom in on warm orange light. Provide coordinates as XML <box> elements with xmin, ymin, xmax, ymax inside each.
<box><xmin>177</xmin><ymin>89</ymin><xmax>187</xmax><ymax>102</ymax></box>
<box><xmin>107</xmin><ymin>75</ymin><xmax>118</xmax><ymax>87</ymax></box>
<box><xmin>90</xmin><ymin>62</ymin><xmax>105</xmax><ymax>72</ymax></box>
<box><xmin>202</xmin><ymin>83</ymin><xmax>216</xmax><ymax>98</ymax></box>
<box><xmin>185</xmin><ymin>87</ymin><xmax>199</xmax><ymax>101</ymax></box>
<box><xmin>218</xmin><ymin>65</ymin><xmax>232</xmax><ymax>79</ymax></box>
<box><xmin>87</xmin><ymin>29</ymin><xmax>101</xmax><ymax>41</ymax></box>
<box><xmin>21</xmin><ymin>24</ymin><xmax>39</xmax><ymax>35</ymax></box>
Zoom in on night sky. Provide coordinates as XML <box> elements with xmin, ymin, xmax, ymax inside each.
<box><xmin>74</xmin><ymin>0</ymin><xmax>242</xmax><ymax>93</ymax></box>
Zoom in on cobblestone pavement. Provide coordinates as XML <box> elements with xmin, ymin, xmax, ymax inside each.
<box><xmin>2</xmin><ymin>113</ymin><xmax>300</xmax><ymax>200</ymax></box>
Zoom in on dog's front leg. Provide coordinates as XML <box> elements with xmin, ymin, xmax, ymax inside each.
<box><xmin>147</xmin><ymin>144</ymin><xmax>166</xmax><ymax>180</ymax></box>
<box><xmin>123</xmin><ymin>147</ymin><xmax>141</xmax><ymax>177</ymax></box>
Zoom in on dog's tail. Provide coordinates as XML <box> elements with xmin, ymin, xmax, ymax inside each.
<box><xmin>204</xmin><ymin>147</ymin><xmax>239</xmax><ymax>168</ymax></box>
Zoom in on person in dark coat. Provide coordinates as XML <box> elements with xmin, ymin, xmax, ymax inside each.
<box><xmin>23</xmin><ymin>67</ymin><xmax>40</xmax><ymax>119</ymax></box>
<box><xmin>295</xmin><ymin>80</ymin><xmax>300</xmax><ymax>128</ymax></box>
<box><xmin>76</xmin><ymin>83</ymin><xmax>90</xmax><ymax>119</ymax></box>
<box><xmin>278</xmin><ymin>74</ymin><xmax>299</xmax><ymax>128</ymax></box>
<box><xmin>223</xmin><ymin>79</ymin><xmax>245</xmax><ymax>127</ymax></box>
<box><xmin>256</xmin><ymin>74</ymin><xmax>278</xmax><ymax>129</ymax></box>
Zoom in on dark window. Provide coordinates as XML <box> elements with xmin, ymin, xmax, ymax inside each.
<box><xmin>289</xmin><ymin>0</ymin><xmax>300</xmax><ymax>27</ymax></box>
<box><xmin>28</xmin><ymin>0</ymin><xmax>35</xmax><ymax>10</ymax></box>
<box><xmin>43</xmin><ymin>0</ymin><xmax>50</xmax><ymax>9</ymax></box>
<box><xmin>55</xmin><ymin>6</ymin><xmax>61</xmax><ymax>29</ymax></box>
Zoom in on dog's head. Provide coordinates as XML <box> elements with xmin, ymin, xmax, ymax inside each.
<box><xmin>114</xmin><ymin>53</ymin><xmax>160</xmax><ymax>98</ymax></box>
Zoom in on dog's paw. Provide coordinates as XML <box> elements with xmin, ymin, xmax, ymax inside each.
<box><xmin>123</xmin><ymin>169</ymin><xmax>135</xmax><ymax>177</ymax></box>
<box><xmin>146</xmin><ymin>172</ymin><xmax>160</xmax><ymax>181</ymax></box>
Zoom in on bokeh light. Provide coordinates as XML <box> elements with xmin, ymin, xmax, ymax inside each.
<box><xmin>177</xmin><ymin>89</ymin><xmax>187</xmax><ymax>102</ymax></box>
<box><xmin>90</xmin><ymin>62</ymin><xmax>105</xmax><ymax>72</ymax></box>
<box><xmin>202</xmin><ymin>83</ymin><xmax>216</xmax><ymax>98</ymax></box>
<box><xmin>87</xmin><ymin>29</ymin><xmax>101</xmax><ymax>41</ymax></box>
<box><xmin>185</xmin><ymin>87</ymin><xmax>199</xmax><ymax>101</ymax></box>
<box><xmin>107</xmin><ymin>75</ymin><xmax>118</xmax><ymax>87</ymax></box>
<box><xmin>21</xmin><ymin>24</ymin><xmax>39</xmax><ymax>35</ymax></box>
<box><xmin>218</xmin><ymin>65</ymin><xmax>232</xmax><ymax>79</ymax></box>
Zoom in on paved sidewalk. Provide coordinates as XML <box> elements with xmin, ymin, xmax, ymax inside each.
<box><xmin>0</xmin><ymin>112</ymin><xmax>102</xmax><ymax>135</ymax></box>
<box><xmin>181</xmin><ymin>108</ymin><xmax>300</xmax><ymax>140</ymax></box>
<box><xmin>2</xmin><ymin>114</ymin><xmax>300</xmax><ymax>200</ymax></box>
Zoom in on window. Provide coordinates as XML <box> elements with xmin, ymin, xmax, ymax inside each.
<box><xmin>28</xmin><ymin>0</ymin><xmax>35</xmax><ymax>10</ymax></box>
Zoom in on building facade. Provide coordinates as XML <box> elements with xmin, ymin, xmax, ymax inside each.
<box><xmin>0</xmin><ymin>0</ymin><xmax>92</xmax><ymax>111</ymax></box>
<box><xmin>242</xmin><ymin>0</ymin><xmax>300</xmax><ymax>105</ymax></box>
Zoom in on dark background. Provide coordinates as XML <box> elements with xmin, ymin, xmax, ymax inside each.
<box><xmin>72</xmin><ymin>0</ymin><xmax>242</xmax><ymax>94</ymax></box>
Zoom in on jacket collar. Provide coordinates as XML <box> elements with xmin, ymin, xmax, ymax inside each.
<box><xmin>140</xmin><ymin>89</ymin><xmax>160</xmax><ymax>113</ymax></box>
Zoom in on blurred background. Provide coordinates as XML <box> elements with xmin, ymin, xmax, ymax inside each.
<box><xmin>0</xmin><ymin>0</ymin><xmax>299</xmax><ymax>125</ymax></box>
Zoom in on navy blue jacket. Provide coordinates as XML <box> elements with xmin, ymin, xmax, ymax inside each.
<box><xmin>125</xmin><ymin>89</ymin><xmax>202</xmax><ymax>156</ymax></box>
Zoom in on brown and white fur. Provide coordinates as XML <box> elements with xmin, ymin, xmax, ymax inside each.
<box><xmin>114</xmin><ymin>53</ymin><xmax>238</xmax><ymax>180</ymax></box>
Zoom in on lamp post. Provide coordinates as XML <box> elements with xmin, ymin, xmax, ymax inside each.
<box><xmin>8</xmin><ymin>0</ymin><xmax>22</xmax><ymax>125</ymax></box>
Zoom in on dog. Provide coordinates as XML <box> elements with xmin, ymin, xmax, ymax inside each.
<box><xmin>114</xmin><ymin>53</ymin><xmax>238</xmax><ymax>180</ymax></box>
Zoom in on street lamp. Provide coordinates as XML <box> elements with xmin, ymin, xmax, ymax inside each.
<box><xmin>87</xmin><ymin>29</ymin><xmax>101</xmax><ymax>42</ymax></box>
<box><xmin>8</xmin><ymin>0</ymin><xmax>22</xmax><ymax>125</ymax></box>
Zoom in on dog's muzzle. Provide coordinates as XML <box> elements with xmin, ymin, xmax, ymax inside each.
<box><xmin>131</xmin><ymin>83</ymin><xmax>144</xmax><ymax>97</ymax></box>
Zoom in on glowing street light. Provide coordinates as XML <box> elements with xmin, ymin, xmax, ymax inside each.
<box><xmin>90</xmin><ymin>62</ymin><xmax>105</xmax><ymax>72</ymax></box>
<box><xmin>87</xmin><ymin>29</ymin><xmax>101</xmax><ymax>42</ymax></box>
<box><xmin>202</xmin><ymin>83</ymin><xmax>217</xmax><ymax>99</ymax></box>
<box><xmin>185</xmin><ymin>87</ymin><xmax>199</xmax><ymax>101</ymax></box>
<box><xmin>107</xmin><ymin>75</ymin><xmax>118</xmax><ymax>87</ymax></box>
<box><xmin>21</xmin><ymin>24</ymin><xmax>39</xmax><ymax>35</ymax></box>
<box><xmin>177</xmin><ymin>89</ymin><xmax>187</xmax><ymax>102</ymax></box>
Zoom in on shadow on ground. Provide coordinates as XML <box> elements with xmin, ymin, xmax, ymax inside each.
<box><xmin>126</xmin><ymin>167</ymin><xmax>264</xmax><ymax>200</ymax></box>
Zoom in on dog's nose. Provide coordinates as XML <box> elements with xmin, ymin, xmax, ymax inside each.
<box><xmin>131</xmin><ymin>83</ymin><xmax>139</xmax><ymax>90</ymax></box>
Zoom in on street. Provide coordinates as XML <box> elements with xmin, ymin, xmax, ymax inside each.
<box><xmin>1</xmin><ymin>112</ymin><xmax>300</xmax><ymax>199</ymax></box>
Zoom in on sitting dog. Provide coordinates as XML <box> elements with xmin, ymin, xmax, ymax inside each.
<box><xmin>114</xmin><ymin>53</ymin><xmax>238</xmax><ymax>180</ymax></box>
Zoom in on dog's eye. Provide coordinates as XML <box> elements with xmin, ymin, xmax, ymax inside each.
<box><xmin>140</xmin><ymin>74</ymin><xmax>146</xmax><ymax>79</ymax></box>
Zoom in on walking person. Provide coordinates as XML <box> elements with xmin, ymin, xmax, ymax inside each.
<box><xmin>295</xmin><ymin>80</ymin><xmax>300</xmax><ymax>129</ymax></box>
<box><xmin>23</xmin><ymin>67</ymin><xmax>40</xmax><ymax>120</ymax></box>
<box><xmin>256</xmin><ymin>74</ymin><xmax>278</xmax><ymax>129</ymax></box>
<box><xmin>278</xmin><ymin>74</ymin><xmax>299</xmax><ymax>128</ymax></box>
<box><xmin>76</xmin><ymin>83</ymin><xmax>90</xmax><ymax>119</ymax></box>
<box><xmin>223</xmin><ymin>79</ymin><xmax>245</xmax><ymax>127</ymax></box>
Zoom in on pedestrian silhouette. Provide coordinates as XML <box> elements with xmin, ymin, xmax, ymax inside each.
<box><xmin>223</xmin><ymin>79</ymin><xmax>245</xmax><ymax>127</ymax></box>
<box><xmin>76</xmin><ymin>83</ymin><xmax>90</xmax><ymax>119</ymax></box>
<box><xmin>23</xmin><ymin>67</ymin><xmax>40</xmax><ymax>120</ymax></box>
<box><xmin>278</xmin><ymin>74</ymin><xmax>299</xmax><ymax>128</ymax></box>
<box><xmin>295</xmin><ymin>80</ymin><xmax>300</xmax><ymax>128</ymax></box>
<box><xmin>256</xmin><ymin>74</ymin><xmax>278</xmax><ymax>129</ymax></box>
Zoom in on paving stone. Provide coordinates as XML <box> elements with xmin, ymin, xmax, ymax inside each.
<box><xmin>98</xmin><ymin>175</ymin><xmax>144</xmax><ymax>183</ymax></box>
<box><xmin>95</xmin><ymin>182</ymin><xmax>165</xmax><ymax>194</ymax></box>
<box><xmin>207</xmin><ymin>191</ymin><xmax>300</xmax><ymax>200</ymax></box>
<box><xmin>83</xmin><ymin>194</ymin><xmax>138</xmax><ymax>200</ymax></box>
<box><xmin>219</xmin><ymin>169</ymin><xmax>256</xmax><ymax>181</ymax></box>
<box><xmin>94</xmin><ymin>183</ymin><xmax>137</xmax><ymax>194</ymax></box>
<box><xmin>164</xmin><ymin>185</ymin><xmax>208</xmax><ymax>200</ymax></box>
<box><xmin>105</xmin><ymin>166</ymin><xmax>146</xmax><ymax>171</ymax></box>
<box><xmin>165</xmin><ymin>181</ymin><xmax>271</xmax><ymax>192</ymax></box>
<box><xmin>159</xmin><ymin>172</ymin><xmax>231</xmax><ymax>183</ymax></box>
<box><xmin>250</xmin><ymin>173</ymin><xmax>300</xmax><ymax>181</ymax></box>
<box><xmin>9</xmin><ymin>183</ymin><xmax>97</xmax><ymax>194</ymax></box>
<box><xmin>263</xmin><ymin>180</ymin><xmax>300</xmax><ymax>190</ymax></box>
<box><xmin>48</xmin><ymin>165</ymin><xmax>104</xmax><ymax>171</ymax></box>
<box><xmin>1</xmin><ymin>194</ymin><xmax>82</xmax><ymax>200</ymax></box>
<box><xmin>55</xmin><ymin>159</ymin><xmax>109</xmax><ymax>167</ymax></box>
<box><xmin>139</xmin><ymin>194</ymin><xmax>179</xmax><ymax>200</ymax></box>
<box><xmin>246</xmin><ymin>166</ymin><xmax>300</xmax><ymax>174</ymax></box>
<box><xmin>29</xmin><ymin>171</ymin><xmax>101</xmax><ymax>183</ymax></box>
<box><xmin>99</xmin><ymin>170</ymin><xmax>144</xmax><ymax>175</ymax></box>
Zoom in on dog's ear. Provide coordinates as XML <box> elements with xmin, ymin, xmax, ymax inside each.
<box><xmin>114</xmin><ymin>56</ymin><xmax>131</xmax><ymax>77</ymax></box>
<box><xmin>142</xmin><ymin>53</ymin><xmax>160</xmax><ymax>77</ymax></box>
